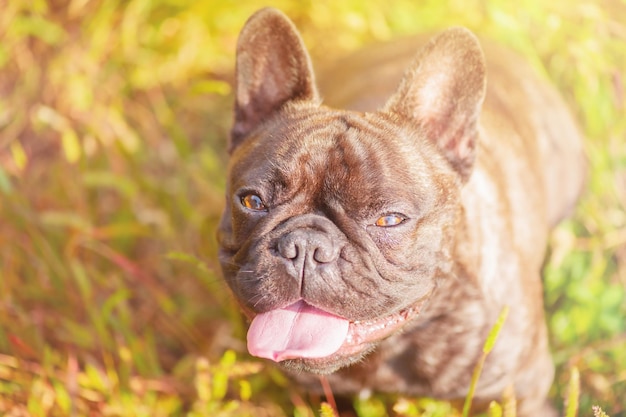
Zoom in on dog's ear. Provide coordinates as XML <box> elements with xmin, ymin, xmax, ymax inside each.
<box><xmin>230</xmin><ymin>8</ymin><xmax>319</xmax><ymax>152</ymax></box>
<box><xmin>384</xmin><ymin>28</ymin><xmax>486</xmax><ymax>181</ymax></box>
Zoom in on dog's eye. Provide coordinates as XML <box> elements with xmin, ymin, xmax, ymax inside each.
<box><xmin>375</xmin><ymin>214</ymin><xmax>406</xmax><ymax>227</ymax></box>
<box><xmin>241</xmin><ymin>194</ymin><xmax>267</xmax><ymax>211</ymax></box>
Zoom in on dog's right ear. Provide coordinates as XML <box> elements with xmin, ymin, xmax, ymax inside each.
<box><xmin>230</xmin><ymin>8</ymin><xmax>319</xmax><ymax>152</ymax></box>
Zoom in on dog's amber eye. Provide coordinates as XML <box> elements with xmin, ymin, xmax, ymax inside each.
<box><xmin>375</xmin><ymin>214</ymin><xmax>406</xmax><ymax>227</ymax></box>
<box><xmin>241</xmin><ymin>194</ymin><xmax>267</xmax><ymax>211</ymax></box>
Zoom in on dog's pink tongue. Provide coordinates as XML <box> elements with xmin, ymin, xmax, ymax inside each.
<box><xmin>247</xmin><ymin>300</ymin><xmax>349</xmax><ymax>362</ymax></box>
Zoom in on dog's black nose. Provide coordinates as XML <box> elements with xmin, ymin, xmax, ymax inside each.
<box><xmin>277</xmin><ymin>229</ymin><xmax>340</xmax><ymax>266</ymax></box>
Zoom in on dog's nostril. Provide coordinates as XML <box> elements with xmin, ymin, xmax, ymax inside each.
<box><xmin>313</xmin><ymin>246</ymin><xmax>335</xmax><ymax>263</ymax></box>
<box><xmin>277</xmin><ymin>240</ymin><xmax>298</xmax><ymax>260</ymax></box>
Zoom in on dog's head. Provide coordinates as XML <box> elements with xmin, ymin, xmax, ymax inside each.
<box><xmin>218</xmin><ymin>8</ymin><xmax>486</xmax><ymax>374</ymax></box>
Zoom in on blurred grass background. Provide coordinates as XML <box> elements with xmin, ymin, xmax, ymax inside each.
<box><xmin>0</xmin><ymin>0</ymin><xmax>624</xmax><ymax>416</ymax></box>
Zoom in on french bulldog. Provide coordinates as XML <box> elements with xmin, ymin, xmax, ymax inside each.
<box><xmin>217</xmin><ymin>7</ymin><xmax>586</xmax><ymax>416</ymax></box>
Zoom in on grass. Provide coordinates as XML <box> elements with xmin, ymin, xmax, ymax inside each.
<box><xmin>0</xmin><ymin>0</ymin><xmax>625</xmax><ymax>415</ymax></box>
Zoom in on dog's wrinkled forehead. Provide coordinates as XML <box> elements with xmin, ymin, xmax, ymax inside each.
<box><xmin>230</xmin><ymin>108</ymin><xmax>426</xmax><ymax>215</ymax></box>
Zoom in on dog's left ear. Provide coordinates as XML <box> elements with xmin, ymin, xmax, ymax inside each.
<box><xmin>230</xmin><ymin>8</ymin><xmax>319</xmax><ymax>152</ymax></box>
<box><xmin>384</xmin><ymin>28</ymin><xmax>486</xmax><ymax>181</ymax></box>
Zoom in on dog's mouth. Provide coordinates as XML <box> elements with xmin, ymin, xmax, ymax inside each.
<box><xmin>246</xmin><ymin>298</ymin><xmax>425</xmax><ymax>369</ymax></box>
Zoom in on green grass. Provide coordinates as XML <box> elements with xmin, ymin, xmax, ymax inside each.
<box><xmin>0</xmin><ymin>0</ymin><xmax>625</xmax><ymax>415</ymax></box>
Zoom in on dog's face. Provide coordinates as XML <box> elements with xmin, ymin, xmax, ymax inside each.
<box><xmin>218</xmin><ymin>8</ymin><xmax>486</xmax><ymax>374</ymax></box>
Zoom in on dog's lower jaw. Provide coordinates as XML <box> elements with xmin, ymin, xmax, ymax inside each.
<box><xmin>246</xmin><ymin>293</ymin><xmax>431</xmax><ymax>373</ymax></box>
<box><xmin>279</xmin><ymin>343</ymin><xmax>377</xmax><ymax>375</ymax></box>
